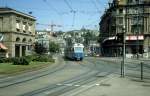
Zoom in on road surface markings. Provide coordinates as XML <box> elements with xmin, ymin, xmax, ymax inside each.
<box><xmin>95</xmin><ymin>84</ymin><xmax>100</xmax><ymax>86</ymax></box>
<box><xmin>64</xmin><ymin>84</ymin><xmax>73</xmax><ymax>86</ymax></box>
<box><xmin>56</xmin><ymin>83</ymin><xmax>102</xmax><ymax>87</ymax></box>
<box><xmin>57</xmin><ymin>83</ymin><xmax>63</xmax><ymax>86</ymax></box>
<box><xmin>74</xmin><ymin>85</ymin><xmax>80</xmax><ymax>87</ymax></box>
<box><xmin>44</xmin><ymin>91</ymin><xmax>51</xmax><ymax>94</ymax></box>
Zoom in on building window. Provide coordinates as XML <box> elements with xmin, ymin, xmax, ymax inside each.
<box><xmin>28</xmin><ymin>24</ymin><xmax>32</xmax><ymax>33</ymax></box>
<box><xmin>28</xmin><ymin>39</ymin><xmax>32</xmax><ymax>43</ymax></box>
<box><xmin>117</xmin><ymin>26</ymin><xmax>123</xmax><ymax>33</ymax></box>
<box><xmin>131</xmin><ymin>25</ymin><xmax>143</xmax><ymax>34</ymax></box>
<box><xmin>23</xmin><ymin>22</ymin><xmax>28</xmax><ymax>33</ymax></box>
<box><xmin>23</xmin><ymin>24</ymin><xmax>26</xmax><ymax>32</ymax></box>
<box><xmin>28</xmin><ymin>45</ymin><xmax>32</xmax><ymax>50</ymax></box>
<box><xmin>16</xmin><ymin>37</ymin><xmax>20</xmax><ymax>42</ymax></box>
<box><xmin>119</xmin><ymin>17</ymin><xmax>123</xmax><ymax>24</ymax></box>
<box><xmin>22</xmin><ymin>38</ymin><xmax>26</xmax><ymax>42</ymax></box>
<box><xmin>16</xmin><ymin>20</ymin><xmax>20</xmax><ymax>32</ymax></box>
<box><xmin>128</xmin><ymin>0</ymin><xmax>133</xmax><ymax>3</ymax></box>
<box><xmin>128</xmin><ymin>0</ymin><xmax>139</xmax><ymax>4</ymax></box>
<box><xmin>119</xmin><ymin>9</ymin><xmax>123</xmax><ymax>14</ymax></box>
<box><xmin>117</xmin><ymin>17</ymin><xmax>123</xmax><ymax>25</ymax></box>
<box><xmin>131</xmin><ymin>16</ymin><xmax>143</xmax><ymax>25</ymax></box>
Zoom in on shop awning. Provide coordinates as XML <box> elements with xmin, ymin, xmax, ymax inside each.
<box><xmin>102</xmin><ymin>35</ymin><xmax>144</xmax><ymax>43</ymax></box>
<box><xmin>102</xmin><ymin>36</ymin><xmax>116</xmax><ymax>43</ymax></box>
<box><xmin>0</xmin><ymin>43</ymin><xmax>8</xmax><ymax>50</ymax></box>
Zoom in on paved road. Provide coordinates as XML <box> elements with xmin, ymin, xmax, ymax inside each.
<box><xmin>0</xmin><ymin>56</ymin><xmax>117</xmax><ymax>96</ymax></box>
<box><xmin>1</xmin><ymin>56</ymin><xmax>149</xmax><ymax>96</ymax></box>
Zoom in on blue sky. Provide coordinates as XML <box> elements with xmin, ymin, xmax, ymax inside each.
<box><xmin>0</xmin><ymin>0</ymin><xmax>109</xmax><ymax>31</ymax></box>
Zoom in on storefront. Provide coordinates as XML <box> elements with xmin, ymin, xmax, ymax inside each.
<box><xmin>101</xmin><ymin>35</ymin><xmax>144</xmax><ymax>58</ymax></box>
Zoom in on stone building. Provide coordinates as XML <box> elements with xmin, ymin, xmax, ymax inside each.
<box><xmin>0</xmin><ymin>7</ymin><xmax>36</xmax><ymax>57</ymax></box>
<box><xmin>99</xmin><ymin>0</ymin><xmax>150</xmax><ymax>58</ymax></box>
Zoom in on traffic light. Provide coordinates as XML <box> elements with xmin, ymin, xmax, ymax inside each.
<box><xmin>116</xmin><ymin>33</ymin><xmax>124</xmax><ymax>43</ymax></box>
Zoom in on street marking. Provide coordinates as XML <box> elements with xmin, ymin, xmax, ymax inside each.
<box><xmin>56</xmin><ymin>83</ymin><xmax>62</xmax><ymax>86</ymax></box>
<box><xmin>7</xmin><ymin>77</ymin><xmax>13</xmax><ymax>79</ymax></box>
<box><xmin>64</xmin><ymin>84</ymin><xmax>73</xmax><ymax>86</ymax></box>
<box><xmin>44</xmin><ymin>91</ymin><xmax>51</xmax><ymax>94</ymax></box>
<box><xmin>56</xmin><ymin>83</ymin><xmax>103</xmax><ymax>87</ymax></box>
<box><xmin>95</xmin><ymin>84</ymin><xmax>100</xmax><ymax>86</ymax></box>
<box><xmin>74</xmin><ymin>85</ymin><xmax>80</xmax><ymax>87</ymax></box>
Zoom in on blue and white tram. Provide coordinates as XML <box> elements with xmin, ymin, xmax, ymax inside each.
<box><xmin>65</xmin><ymin>43</ymin><xmax>84</xmax><ymax>61</ymax></box>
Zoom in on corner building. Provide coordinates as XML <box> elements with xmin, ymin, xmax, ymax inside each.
<box><xmin>0</xmin><ymin>8</ymin><xmax>36</xmax><ymax>57</ymax></box>
<box><xmin>99</xmin><ymin>0</ymin><xmax>150</xmax><ymax>58</ymax></box>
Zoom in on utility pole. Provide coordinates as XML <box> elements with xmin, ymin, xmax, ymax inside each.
<box><xmin>122</xmin><ymin>26</ymin><xmax>125</xmax><ymax>77</ymax></box>
<box><xmin>136</xmin><ymin>0</ymin><xmax>141</xmax><ymax>59</ymax></box>
<box><xmin>71</xmin><ymin>10</ymin><xmax>76</xmax><ymax>27</ymax></box>
<box><xmin>121</xmin><ymin>5</ymin><xmax>127</xmax><ymax>77</ymax></box>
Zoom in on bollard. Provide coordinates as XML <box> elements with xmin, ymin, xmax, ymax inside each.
<box><xmin>120</xmin><ymin>61</ymin><xmax>125</xmax><ymax>77</ymax></box>
<box><xmin>121</xmin><ymin>61</ymin><xmax>122</xmax><ymax>77</ymax></box>
<box><xmin>141</xmin><ymin>61</ymin><xmax>144</xmax><ymax>80</ymax></box>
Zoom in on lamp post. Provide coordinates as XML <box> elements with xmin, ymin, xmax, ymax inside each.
<box><xmin>121</xmin><ymin>26</ymin><xmax>126</xmax><ymax>77</ymax></box>
<box><xmin>121</xmin><ymin>4</ymin><xmax>127</xmax><ymax>77</ymax></box>
<box><xmin>136</xmin><ymin>0</ymin><xmax>140</xmax><ymax>59</ymax></box>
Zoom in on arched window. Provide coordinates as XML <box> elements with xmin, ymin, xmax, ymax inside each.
<box><xmin>28</xmin><ymin>39</ymin><xmax>32</xmax><ymax>43</ymax></box>
<box><xmin>16</xmin><ymin>37</ymin><xmax>20</xmax><ymax>42</ymax></box>
<box><xmin>22</xmin><ymin>38</ymin><xmax>26</xmax><ymax>42</ymax></box>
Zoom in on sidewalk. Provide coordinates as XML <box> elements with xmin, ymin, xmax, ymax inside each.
<box><xmin>100</xmin><ymin>57</ymin><xmax>150</xmax><ymax>61</ymax></box>
<box><xmin>79</xmin><ymin>74</ymin><xmax>150</xmax><ymax>96</ymax></box>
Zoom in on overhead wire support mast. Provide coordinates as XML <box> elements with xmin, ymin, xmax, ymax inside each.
<box><xmin>63</xmin><ymin>0</ymin><xmax>76</xmax><ymax>26</ymax></box>
<box><xmin>71</xmin><ymin>10</ymin><xmax>76</xmax><ymax>27</ymax></box>
<box><xmin>64</xmin><ymin>0</ymin><xmax>74</xmax><ymax>11</ymax></box>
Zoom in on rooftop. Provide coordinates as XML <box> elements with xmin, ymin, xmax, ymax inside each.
<box><xmin>0</xmin><ymin>7</ymin><xmax>36</xmax><ymax>20</ymax></box>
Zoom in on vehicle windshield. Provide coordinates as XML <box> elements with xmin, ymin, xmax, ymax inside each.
<box><xmin>74</xmin><ymin>47</ymin><xmax>83</xmax><ymax>52</ymax></box>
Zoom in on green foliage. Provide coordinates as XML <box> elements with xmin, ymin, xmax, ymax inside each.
<box><xmin>0</xmin><ymin>58</ymin><xmax>3</xmax><ymax>63</ymax></box>
<box><xmin>32</xmin><ymin>55</ymin><xmax>55</xmax><ymax>62</ymax></box>
<box><xmin>81</xmin><ymin>30</ymin><xmax>98</xmax><ymax>47</ymax></box>
<box><xmin>24</xmin><ymin>55</ymin><xmax>37</xmax><ymax>62</ymax></box>
<box><xmin>13</xmin><ymin>57</ymin><xmax>29</xmax><ymax>65</ymax></box>
<box><xmin>34</xmin><ymin>42</ymin><xmax>47</xmax><ymax>55</ymax></box>
<box><xmin>0</xmin><ymin>54</ymin><xmax>54</xmax><ymax>66</ymax></box>
<box><xmin>49</xmin><ymin>42</ymin><xmax>60</xmax><ymax>53</ymax></box>
<box><xmin>0</xmin><ymin>58</ymin><xmax>14</xmax><ymax>63</ymax></box>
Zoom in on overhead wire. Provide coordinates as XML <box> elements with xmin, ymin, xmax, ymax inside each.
<box><xmin>63</xmin><ymin>0</ymin><xmax>76</xmax><ymax>27</ymax></box>
<box><xmin>42</xmin><ymin>0</ymin><xmax>64</xmax><ymax>31</ymax></box>
<box><xmin>43</xmin><ymin>0</ymin><xmax>61</xmax><ymax>15</ymax></box>
<box><xmin>90</xmin><ymin>0</ymin><xmax>100</xmax><ymax>12</ymax></box>
<box><xmin>64</xmin><ymin>0</ymin><xmax>74</xmax><ymax>12</ymax></box>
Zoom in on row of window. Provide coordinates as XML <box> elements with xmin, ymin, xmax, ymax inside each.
<box><xmin>116</xmin><ymin>16</ymin><xmax>143</xmax><ymax>25</ymax></box>
<box><xmin>16</xmin><ymin>20</ymin><xmax>33</xmax><ymax>33</ymax></box>
<box><xmin>16</xmin><ymin>37</ymin><xmax>32</xmax><ymax>43</ymax></box>
<box><xmin>127</xmin><ymin>0</ymin><xmax>144</xmax><ymax>4</ymax></box>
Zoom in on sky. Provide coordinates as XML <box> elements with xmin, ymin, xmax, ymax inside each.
<box><xmin>0</xmin><ymin>0</ymin><xmax>109</xmax><ymax>31</ymax></box>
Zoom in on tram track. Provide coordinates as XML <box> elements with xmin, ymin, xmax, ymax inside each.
<box><xmin>19</xmin><ymin>58</ymin><xmax>114</xmax><ymax>96</ymax></box>
<box><xmin>0</xmin><ymin>58</ymin><xmax>69</xmax><ymax>88</ymax></box>
<box><xmin>19</xmin><ymin>70</ymin><xmax>99</xmax><ymax>96</ymax></box>
<box><xmin>0</xmin><ymin>57</ymin><xmax>95</xmax><ymax>89</ymax></box>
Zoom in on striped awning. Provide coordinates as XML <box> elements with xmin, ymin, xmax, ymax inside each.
<box><xmin>0</xmin><ymin>43</ymin><xmax>8</xmax><ymax>50</ymax></box>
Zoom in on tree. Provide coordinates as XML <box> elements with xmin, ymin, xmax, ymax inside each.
<box><xmin>49</xmin><ymin>41</ymin><xmax>60</xmax><ymax>53</ymax></box>
<box><xmin>34</xmin><ymin>42</ymin><xmax>47</xmax><ymax>55</ymax></box>
<box><xmin>82</xmin><ymin>30</ymin><xmax>97</xmax><ymax>47</ymax></box>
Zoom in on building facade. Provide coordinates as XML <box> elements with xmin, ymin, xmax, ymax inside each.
<box><xmin>0</xmin><ymin>8</ymin><xmax>36</xmax><ymax>57</ymax></box>
<box><xmin>36</xmin><ymin>30</ymin><xmax>66</xmax><ymax>54</ymax></box>
<box><xmin>99</xmin><ymin>0</ymin><xmax>150</xmax><ymax>58</ymax></box>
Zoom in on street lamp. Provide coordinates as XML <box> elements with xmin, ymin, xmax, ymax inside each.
<box><xmin>121</xmin><ymin>25</ymin><xmax>126</xmax><ymax>77</ymax></box>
